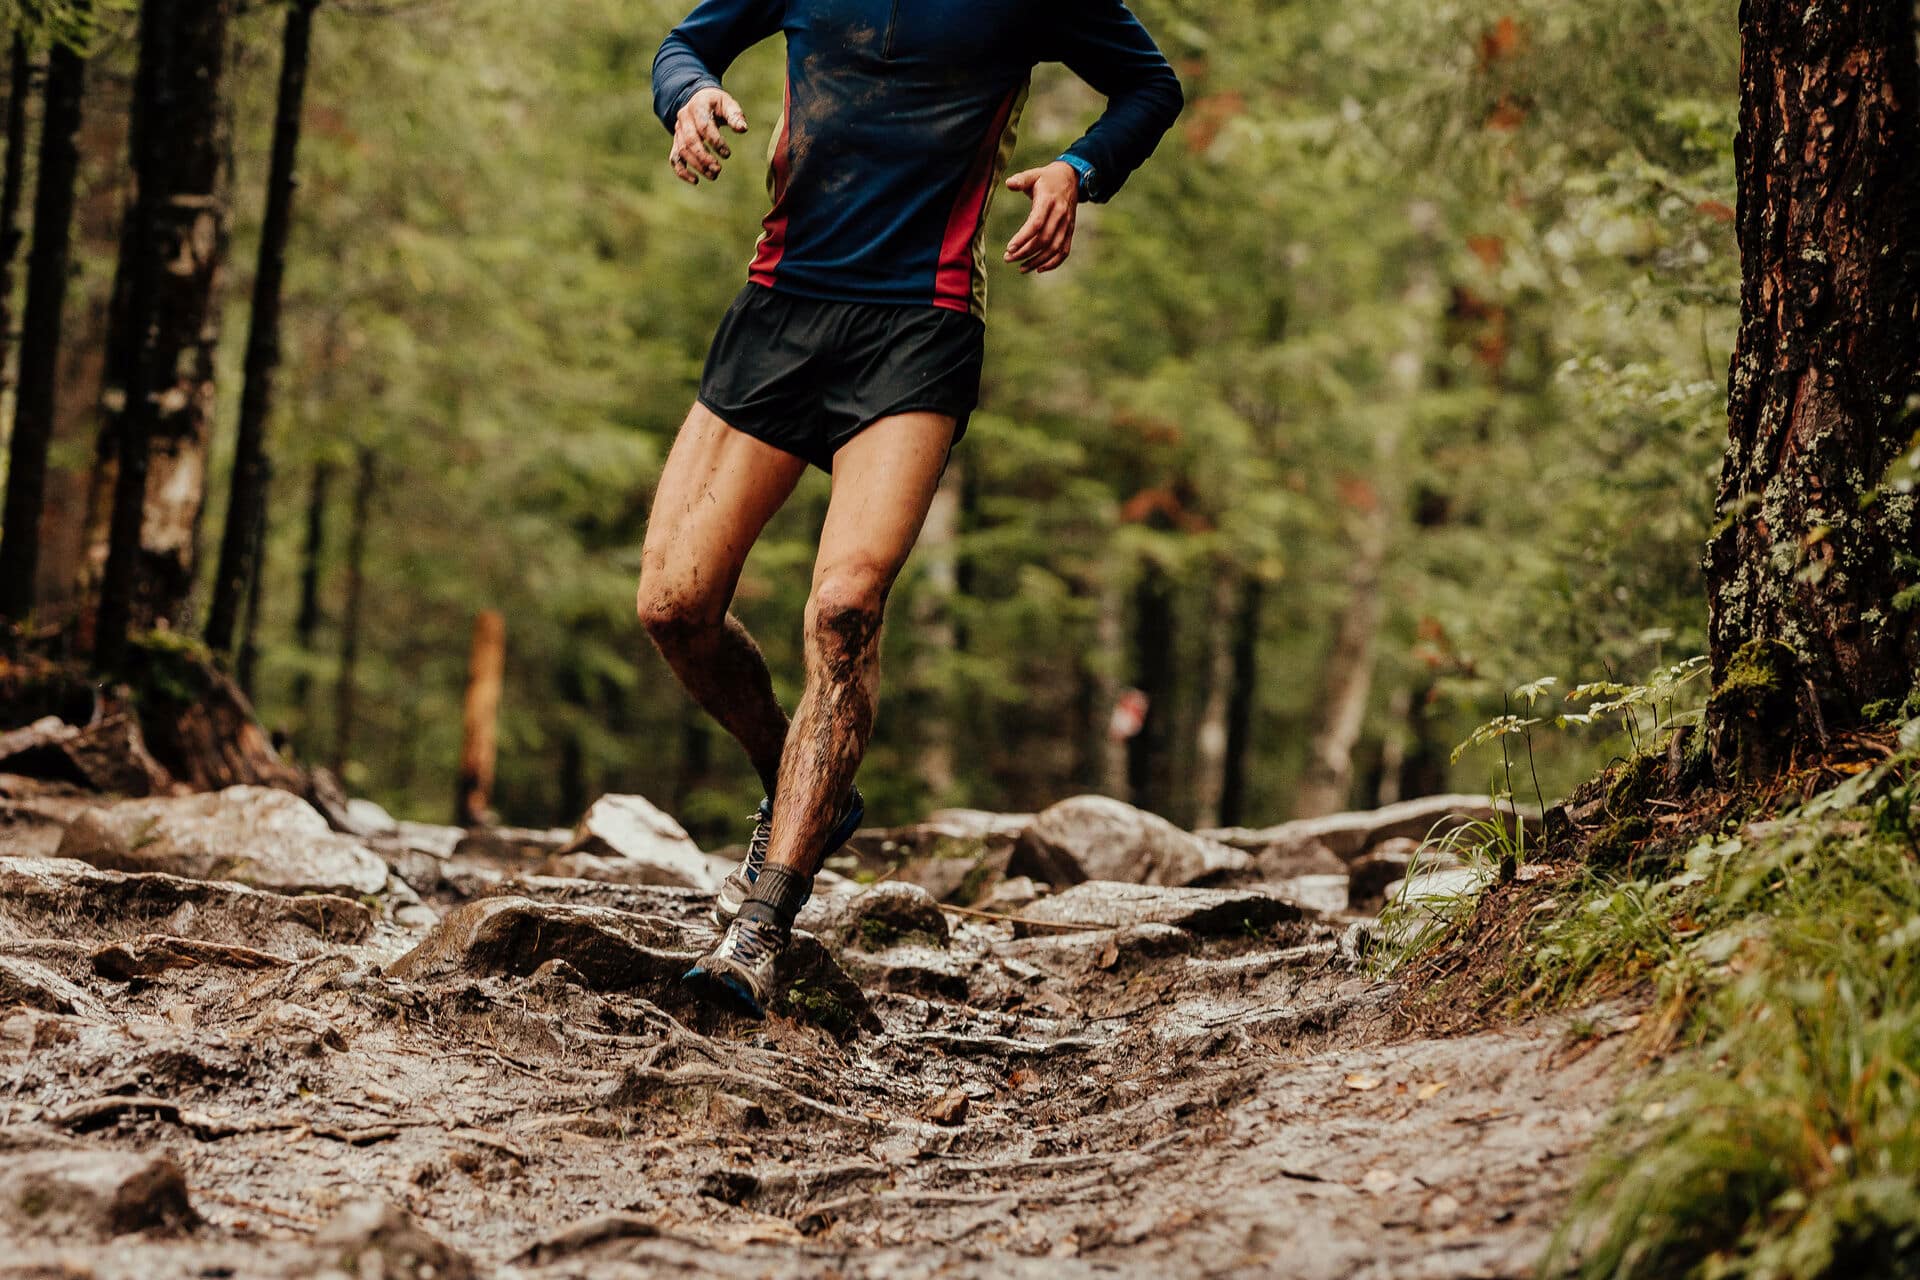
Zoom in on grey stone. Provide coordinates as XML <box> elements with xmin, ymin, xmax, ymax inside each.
<box><xmin>1011</xmin><ymin>795</ymin><xmax>1253</xmax><ymax>888</ymax></box>
<box><xmin>0</xmin><ymin>1150</ymin><xmax>199</xmax><ymax>1238</ymax></box>
<box><xmin>54</xmin><ymin>786</ymin><xmax>388</xmax><ymax>898</ymax></box>
<box><xmin>1201</xmin><ymin>793</ymin><xmax>1516</xmax><ymax>867</ymax></box>
<box><xmin>0</xmin><ymin>858</ymin><xmax>374</xmax><ymax>950</ymax></box>
<box><xmin>1016</xmin><ymin>881</ymin><xmax>1305</xmax><ymax>936</ymax></box>
<box><xmin>387</xmin><ymin>896</ymin><xmax>876</xmax><ymax>1035</ymax></box>
<box><xmin>313</xmin><ymin>1198</ymin><xmax>475</xmax><ymax>1280</ymax></box>
<box><xmin>554</xmin><ymin>795</ymin><xmax>714</xmax><ymax>889</ymax></box>
<box><xmin>798</xmin><ymin>881</ymin><xmax>950</xmax><ymax>951</ymax></box>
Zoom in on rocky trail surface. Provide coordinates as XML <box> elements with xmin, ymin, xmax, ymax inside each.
<box><xmin>0</xmin><ymin>774</ymin><xmax>1621</xmax><ymax>1279</ymax></box>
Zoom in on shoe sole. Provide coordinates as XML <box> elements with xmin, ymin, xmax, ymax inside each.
<box><xmin>710</xmin><ymin>795</ymin><xmax>866</xmax><ymax>929</ymax></box>
<box><xmin>682</xmin><ymin>964</ymin><xmax>766</xmax><ymax>1019</ymax></box>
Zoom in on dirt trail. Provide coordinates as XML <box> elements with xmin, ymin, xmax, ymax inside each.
<box><xmin>0</xmin><ymin>785</ymin><xmax>1621</xmax><ymax>1279</ymax></box>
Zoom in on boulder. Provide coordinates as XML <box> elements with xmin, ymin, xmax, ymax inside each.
<box><xmin>0</xmin><ymin>858</ymin><xmax>374</xmax><ymax>950</ymax></box>
<box><xmin>552</xmin><ymin>795</ymin><xmax>714</xmax><ymax>889</ymax></box>
<box><xmin>313</xmin><ymin>1199</ymin><xmax>475</xmax><ymax>1280</ymax></box>
<box><xmin>1349</xmin><ymin>837</ymin><xmax>1461</xmax><ymax>912</ymax></box>
<box><xmin>54</xmin><ymin>786</ymin><xmax>388</xmax><ymax>898</ymax></box>
<box><xmin>1010</xmin><ymin>795</ymin><xmax>1252</xmax><ymax>888</ymax></box>
<box><xmin>1015</xmin><ymin>882</ymin><xmax>1305</xmax><ymax>937</ymax></box>
<box><xmin>1267</xmin><ymin>873</ymin><xmax>1351</xmax><ymax>916</ymax></box>
<box><xmin>0</xmin><ymin>1150</ymin><xmax>199</xmax><ymax>1238</ymax></box>
<box><xmin>387</xmin><ymin>896</ymin><xmax>876</xmax><ymax>1035</ymax></box>
<box><xmin>798</xmin><ymin>881</ymin><xmax>950</xmax><ymax>951</ymax></box>
<box><xmin>1201</xmin><ymin>793</ymin><xmax>1512</xmax><ymax>868</ymax></box>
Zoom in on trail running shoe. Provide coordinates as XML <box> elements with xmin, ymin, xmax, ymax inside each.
<box><xmin>683</xmin><ymin>914</ymin><xmax>787</xmax><ymax>1019</ymax></box>
<box><xmin>711</xmin><ymin>784</ymin><xmax>864</xmax><ymax>928</ymax></box>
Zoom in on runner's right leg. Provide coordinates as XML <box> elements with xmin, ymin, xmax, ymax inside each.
<box><xmin>637</xmin><ymin>403</ymin><xmax>807</xmax><ymax>797</ymax></box>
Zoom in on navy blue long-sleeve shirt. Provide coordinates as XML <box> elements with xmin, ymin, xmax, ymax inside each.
<box><xmin>652</xmin><ymin>0</ymin><xmax>1182</xmax><ymax>315</ymax></box>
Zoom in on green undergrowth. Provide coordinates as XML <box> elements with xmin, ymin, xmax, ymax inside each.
<box><xmin>1419</xmin><ymin>719</ymin><xmax>1920</xmax><ymax>1279</ymax></box>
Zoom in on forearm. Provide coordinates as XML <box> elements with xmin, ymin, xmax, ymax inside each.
<box><xmin>652</xmin><ymin>34</ymin><xmax>722</xmax><ymax>131</ymax></box>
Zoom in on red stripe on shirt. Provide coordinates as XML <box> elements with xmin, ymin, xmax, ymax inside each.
<box><xmin>747</xmin><ymin>80</ymin><xmax>795</xmax><ymax>286</ymax></box>
<box><xmin>932</xmin><ymin>87</ymin><xmax>1018</xmax><ymax>312</ymax></box>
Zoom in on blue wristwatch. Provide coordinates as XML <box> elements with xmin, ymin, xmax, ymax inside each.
<box><xmin>1056</xmin><ymin>152</ymin><xmax>1098</xmax><ymax>202</ymax></box>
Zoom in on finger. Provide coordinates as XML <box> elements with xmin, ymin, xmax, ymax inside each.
<box><xmin>697</xmin><ymin>111</ymin><xmax>731</xmax><ymax>160</ymax></box>
<box><xmin>717</xmin><ymin>92</ymin><xmax>749</xmax><ymax>132</ymax></box>
<box><xmin>678</xmin><ymin>127</ymin><xmax>721</xmax><ymax>177</ymax></box>
<box><xmin>1004</xmin><ymin>168</ymin><xmax>1040</xmax><ymax>193</ymax></box>
<box><xmin>1035</xmin><ymin>245</ymin><xmax>1072</xmax><ymax>273</ymax></box>
<box><xmin>1005</xmin><ymin>208</ymin><xmax>1047</xmax><ymax>260</ymax></box>
<box><xmin>670</xmin><ymin>150</ymin><xmax>698</xmax><ymax>185</ymax></box>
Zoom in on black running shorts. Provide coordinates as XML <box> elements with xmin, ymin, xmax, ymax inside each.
<box><xmin>697</xmin><ymin>284</ymin><xmax>985</xmax><ymax>473</ymax></box>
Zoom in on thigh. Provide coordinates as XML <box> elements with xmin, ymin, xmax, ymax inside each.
<box><xmin>641</xmin><ymin>402</ymin><xmax>809</xmax><ymax>617</ymax></box>
<box><xmin>814</xmin><ymin>411</ymin><xmax>959</xmax><ymax>592</ymax></box>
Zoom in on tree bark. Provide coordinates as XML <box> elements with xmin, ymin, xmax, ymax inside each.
<box><xmin>234</xmin><ymin>470</ymin><xmax>268</xmax><ymax>696</ymax></box>
<box><xmin>1189</xmin><ymin>568</ymin><xmax>1237</xmax><ymax>829</ymax></box>
<box><xmin>1704</xmin><ymin>0</ymin><xmax>1920</xmax><ymax>779</ymax></box>
<box><xmin>207</xmin><ymin>0</ymin><xmax>318</xmax><ymax>653</ymax></box>
<box><xmin>1294</xmin><ymin>484</ymin><xmax>1391</xmax><ymax>818</ymax></box>
<box><xmin>455</xmin><ymin>609</ymin><xmax>505</xmax><ymax>826</ymax></box>
<box><xmin>331</xmin><ymin>447</ymin><xmax>373</xmax><ymax>775</ymax></box>
<box><xmin>0</xmin><ymin>34</ymin><xmax>35</xmax><ymax>402</ymax></box>
<box><xmin>0</xmin><ymin>24</ymin><xmax>86</xmax><ymax>626</ymax></box>
<box><xmin>1217</xmin><ymin>574</ymin><xmax>1263</xmax><ymax>828</ymax></box>
<box><xmin>291</xmin><ymin>456</ymin><xmax>332</xmax><ymax>724</ymax></box>
<box><xmin>1093</xmin><ymin>563</ymin><xmax>1129</xmax><ymax>800</ymax></box>
<box><xmin>1126</xmin><ymin>565</ymin><xmax>1176</xmax><ymax>816</ymax></box>
<box><xmin>94</xmin><ymin>0</ymin><xmax>234</xmax><ymax>657</ymax></box>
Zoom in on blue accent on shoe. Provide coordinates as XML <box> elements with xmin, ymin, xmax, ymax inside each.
<box><xmin>682</xmin><ymin>964</ymin><xmax>767</xmax><ymax>1019</ymax></box>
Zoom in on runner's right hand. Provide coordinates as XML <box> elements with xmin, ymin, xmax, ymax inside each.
<box><xmin>671</xmin><ymin>87</ymin><xmax>749</xmax><ymax>185</ymax></box>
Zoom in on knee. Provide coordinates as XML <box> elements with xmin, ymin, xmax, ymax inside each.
<box><xmin>636</xmin><ymin>582</ymin><xmax>721</xmax><ymax>650</ymax></box>
<box><xmin>805</xmin><ymin>568</ymin><xmax>889</xmax><ymax>658</ymax></box>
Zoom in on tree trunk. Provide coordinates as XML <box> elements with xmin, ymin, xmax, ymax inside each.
<box><xmin>0</xmin><ymin>34</ymin><xmax>35</xmax><ymax>403</ymax></box>
<box><xmin>0</xmin><ymin>25</ymin><xmax>86</xmax><ymax>626</ymax></box>
<box><xmin>234</xmin><ymin>472</ymin><xmax>268</xmax><ymax>696</ymax></box>
<box><xmin>94</xmin><ymin>0</ymin><xmax>234</xmax><ymax>657</ymax></box>
<box><xmin>1294</xmin><ymin>484</ymin><xmax>1390</xmax><ymax>818</ymax></box>
<box><xmin>1127</xmin><ymin>565</ymin><xmax>1176</xmax><ymax>817</ymax></box>
<box><xmin>1217</xmin><ymin>574</ymin><xmax>1263</xmax><ymax>827</ymax></box>
<box><xmin>455</xmin><ymin>609</ymin><xmax>505</xmax><ymax>826</ymax></box>
<box><xmin>1704</xmin><ymin>0</ymin><xmax>1920</xmax><ymax>780</ymax></box>
<box><xmin>207</xmin><ymin>0</ymin><xmax>318</xmax><ymax>653</ymax></box>
<box><xmin>1093</xmin><ymin>563</ymin><xmax>1129</xmax><ymax>799</ymax></box>
<box><xmin>331</xmin><ymin>447</ymin><xmax>373</xmax><ymax>775</ymax></box>
<box><xmin>1189</xmin><ymin>568</ymin><xmax>1237</xmax><ymax>829</ymax></box>
<box><xmin>291</xmin><ymin>457</ymin><xmax>332</xmax><ymax>725</ymax></box>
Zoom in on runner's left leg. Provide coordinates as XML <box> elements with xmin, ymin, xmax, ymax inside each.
<box><xmin>761</xmin><ymin>411</ymin><xmax>957</xmax><ymax>882</ymax></box>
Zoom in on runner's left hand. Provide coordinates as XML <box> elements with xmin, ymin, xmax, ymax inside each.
<box><xmin>1004</xmin><ymin>162</ymin><xmax>1080</xmax><ymax>274</ymax></box>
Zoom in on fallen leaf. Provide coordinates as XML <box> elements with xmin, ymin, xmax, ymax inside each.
<box><xmin>1417</xmin><ymin>1080</ymin><xmax>1450</xmax><ymax>1100</ymax></box>
<box><xmin>1095</xmin><ymin>939</ymin><xmax>1120</xmax><ymax>970</ymax></box>
<box><xmin>1343</xmin><ymin>1074</ymin><xmax>1383</xmax><ymax>1092</ymax></box>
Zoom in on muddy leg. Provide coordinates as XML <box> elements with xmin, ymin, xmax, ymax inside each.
<box><xmin>637</xmin><ymin>403</ymin><xmax>807</xmax><ymax>796</ymax></box>
<box><xmin>762</xmin><ymin>411</ymin><xmax>956</xmax><ymax>877</ymax></box>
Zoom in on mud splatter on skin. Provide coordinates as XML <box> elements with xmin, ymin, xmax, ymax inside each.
<box><xmin>766</xmin><ymin>598</ymin><xmax>884</xmax><ymax>876</ymax></box>
<box><xmin>640</xmin><ymin>603</ymin><xmax>790</xmax><ymax>797</ymax></box>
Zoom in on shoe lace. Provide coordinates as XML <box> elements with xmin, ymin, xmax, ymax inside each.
<box><xmin>724</xmin><ymin>919</ymin><xmax>776</xmax><ymax>966</ymax></box>
<box><xmin>744</xmin><ymin>808</ymin><xmax>772</xmax><ymax>874</ymax></box>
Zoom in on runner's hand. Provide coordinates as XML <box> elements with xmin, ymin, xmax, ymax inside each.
<box><xmin>1003</xmin><ymin>162</ymin><xmax>1080</xmax><ymax>273</ymax></box>
<box><xmin>671</xmin><ymin>87</ymin><xmax>749</xmax><ymax>185</ymax></box>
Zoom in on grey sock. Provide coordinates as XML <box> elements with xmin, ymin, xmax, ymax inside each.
<box><xmin>741</xmin><ymin>864</ymin><xmax>813</xmax><ymax>933</ymax></box>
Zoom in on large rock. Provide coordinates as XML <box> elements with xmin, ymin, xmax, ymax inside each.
<box><xmin>0</xmin><ymin>858</ymin><xmax>374</xmax><ymax>950</ymax></box>
<box><xmin>1015</xmin><ymin>882</ymin><xmax>1305</xmax><ymax>937</ymax></box>
<box><xmin>54</xmin><ymin>786</ymin><xmax>388</xmax><ymax>898</ymax></box>
<box><xmin>553</xmin><ymin>795</ymin><xmax>714</xmax><ymax>889</ymax></box>
<box><xmin>0</xmin><ymin>1151</ymin><xmax>199</xmax><ymax>1238</ymax></box>
<box><xmin>387</xmin><ymin>896</ymin><xmax>876</xmax><ymax>1035</ymax></box>
<box><xmin>1011</xmin><ymin>795</ymin><xmax>1252</xmax><ymax>888</ymax></box>
<box><xmin>1201</xmin><ymin>793</ymin><xmax>1513</xmax><ymax>869</ymax></box>
<box><xmin>798</xmin><ymin>881</ymin><xmax>950</xmax><ymax>951</ymax></box>
<box><xmin>313</xmin><ymin>1199</ymin><xmax>475</xmax><ymax>1280</ymax></box>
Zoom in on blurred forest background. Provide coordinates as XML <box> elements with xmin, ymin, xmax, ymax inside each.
<box><xmin>4</xmin><ymin>0</ymin><xmax>1737</xmax><ymax>836</ymax></box>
